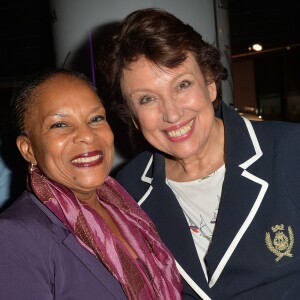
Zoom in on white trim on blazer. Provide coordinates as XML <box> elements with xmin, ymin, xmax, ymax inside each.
<box><xmin>137</xmin><ymin>117</ymin><xmax>269</xmax><ymax>297</ymax></box>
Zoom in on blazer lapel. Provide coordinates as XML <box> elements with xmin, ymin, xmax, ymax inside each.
<box><xmin>63</xmin><ymin>235</ymin><xmax>125</xmax><ymax>299</ymax></box>
<box><xmin>31</xmin><ymin>194</ymin><xmax>125</xmax><ymax>299</ymax></box>
<box><xmin>205</xmin><ymin>105</ymin><xmax>269</xmax><ymax>288</ymax></box>
<box><xmin>138</xmin><ymin>152</ymin><xmax>210</xmax><ymax>292</ymax></box>
<box><xmin>135</xmin><ymin>105</ymin><xmax>269</xmax><ymax>294</ymax></box>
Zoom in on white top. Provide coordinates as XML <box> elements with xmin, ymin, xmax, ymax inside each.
<box><xmin>166</xmin><ymin>164</ymin><xmax>225</xmax><ymax>281</ymax></box>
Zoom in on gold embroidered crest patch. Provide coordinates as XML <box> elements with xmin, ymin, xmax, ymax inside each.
<box><xmin>265</xmin><ymin>224</ymin><xmax>294</xmax><ymax>262</ymax></box>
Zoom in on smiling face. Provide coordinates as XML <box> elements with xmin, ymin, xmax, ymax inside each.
<box><xmin>121</xmin><ymin>54</ymin><xmax>220</xmax><ymax>163</ymax></box>
<box><xmin>17</xmin><ymin>74</ymin><xmax>114</xmax><ymax>202</ymax></box>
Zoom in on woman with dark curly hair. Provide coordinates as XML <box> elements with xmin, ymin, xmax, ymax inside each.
<box><xmin>98</xmin><ymin>8</ymin><xmax>300</xmax><ymax>300</ymax></box>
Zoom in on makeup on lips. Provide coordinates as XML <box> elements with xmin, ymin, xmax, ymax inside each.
<box><xmin>71</xmin><ymin>150</ymin><xmax>103</xmax><ymax>167</ymax></box>
<box><xmin>163</xmin><ymin>119</ymin><xmax>195</xmax><ymax>142</ymax></box>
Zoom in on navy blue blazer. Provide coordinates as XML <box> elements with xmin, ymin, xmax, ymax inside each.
<box><xmin>117</xmin><ymin>103</ymin><xmax>300</xmax><ymax>299</ymax></box>
<box><xmin>0</xmin><ymin>191</ymin><xmax>127</xmax><ymax>300</ymax></box>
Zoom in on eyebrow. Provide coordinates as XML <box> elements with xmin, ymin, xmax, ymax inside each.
<box><xmin>128</xmin><ymin>88</ymin><xmax>153</xmax><ymax>97</ymax></box>
<box><xmin>48</xmin><ymin>106</ymin><xmax>105</xmax><ymax>118</ymax></box>
<box><xmin>128</xmin><ymin>72</ymin><xmax>193</xmax><ymax>97</ymax></box>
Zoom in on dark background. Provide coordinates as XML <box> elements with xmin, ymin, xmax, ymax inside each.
<box><xmin>0</xmin><ymin>0</ymin><xmax>299</xmax><ymax>209</ymax></box>
<box><xmin>0</xmin><ymin>0</ymin><xmax>299</xmax><ymax>119</ymax></box>
<box><xmin>229</xmin><ymin>0</ymin><xmax>299</xmax><ymax>56</ymax></box>
<box><xmin>229</xmin><ymin>0</ymin><xmax>300</xmax><ymax>122</ymax></box>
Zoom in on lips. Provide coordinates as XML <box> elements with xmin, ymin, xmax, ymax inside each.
<box><xmin>164</xmin><ymin>119</ymin><xmax>194</xmax><ymax>140</ymax></box>
<box><xmin>71</xmin><ymin>150</ymin><xmax>103</xmax><ymax>167</ymax></box>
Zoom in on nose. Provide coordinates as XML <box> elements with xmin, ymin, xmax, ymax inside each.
<box><xmin>73</xmin><ymin>124</ymin><xmax>96</xmax><ymax>144</ymax></box>
<box><xmin>161</xmin><ymin>97</ymin><xmax>184</xmax><ymax>123</ymax></box>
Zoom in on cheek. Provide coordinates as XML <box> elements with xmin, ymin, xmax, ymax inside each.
<box><xmin>188</xmin><ymin>92</ymin><xmax>213</xmax><ymax>116</ymax></box>
<box><xmin>101</xmin><ymin>129</ymin><xmax>115</xmax><ymax>156</ymax></box>
<box><xmin>36</xmin><ymin>137</ymin><xmax>67</xmax><ymax>165</ymax></box>
<box><xmin>103</xmin><ymin>132</ymin><xmax>115</xmax><ymax>169</ymax></box>
<box><xmin>135</xmin><ymin>110</ymin><xmax>159</xmax><ymax>131</ymax></box>
<box><xmin>107</xmin><ymin>134</ymin><xmax>115</xmax><ymax>151</ymax></box>
<box><xmin>45</xmin><ymin>137</ymin><xmax>67</xmax><ymax>153</ymax></box>
<box><xmin>103</xmin><ymin>127</ymin><xmax>114</xmax><ymax>145</ymax></box>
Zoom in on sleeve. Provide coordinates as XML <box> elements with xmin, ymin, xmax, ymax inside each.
<box><xmin>280</xmin><ymin>125</ymin><xmax>300</xmax><ymax>209</ymax></box>
<box><xmin>0</xmin><ymin>220</ymin><xmax>53</xmax><ymax>300</ymax></box>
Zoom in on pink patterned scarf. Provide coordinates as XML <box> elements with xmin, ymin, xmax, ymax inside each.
<box><xmin>29</xmin><ymin>166</ymin><xmax>182</xmax><ymax>299</ymax></box>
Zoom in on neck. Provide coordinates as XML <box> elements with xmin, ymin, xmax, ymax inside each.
<box><xmin>74</xmin><ymin>190</ymin><xmax>99</xmax><ymax>208</ymax></box>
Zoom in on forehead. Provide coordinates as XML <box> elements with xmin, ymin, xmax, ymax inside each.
<box><xmin>25</xmin><ymin>74</ymin><xmax>103</xmax><ymax>117</ymax></box>
<box><xmin>38</xmin><ymin>74</ymin><xmax>87</xmax><ymax>94</ymax></box>
<box><xmin>33</xmin><ymin>75</ymin><xmax>93</xmax><ymax>103</ymax></box>
<box><xmin>121</xmin><ymin>54</ymin><xmax>204</xmax><ymax>91</ymax></box>
<box><xmin>124</xmin><ymin>54</ymin><xmax>201</xmax><ymax>78</ymax></box>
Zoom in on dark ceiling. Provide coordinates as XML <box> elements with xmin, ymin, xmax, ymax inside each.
<box><xmin>0</xmin><ymin>0</ymin><xmax>54</xmax><ymax>83</ymax></box>
<box><xmin>228</xmin><ymin>0</ymin><xmax>300</xmax><ymax>56</ymax></box>
<box><xmin>0</xmin><ymin>1</ymin><xmax>300</xmax><ymax>82</ymax></box>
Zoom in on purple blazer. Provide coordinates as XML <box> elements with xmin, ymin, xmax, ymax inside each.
<box><xmin>0</xmin><ymin>190</ymin><xmax>127</xmax><ymax>300</ymax></box>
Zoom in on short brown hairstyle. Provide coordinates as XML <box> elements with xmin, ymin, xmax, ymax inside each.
<box><xmin>97</xmin><ymin>8</ymin><xmax>228</xmax><ymax>120</ymax></box>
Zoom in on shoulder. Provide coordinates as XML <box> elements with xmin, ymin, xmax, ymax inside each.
<box><xmin>222</xmin><ymin>103</ymin><xmax>300</xmax><ymax>144</ymax></box>
<box><xmin>0</xmin><ymin>191</ymin><xmax>69</xmax><ymax>280</ymax></box>
<box><xmin>251</xmin><ymin>120</ymin><xmax>300</xmax><ymax>203</ymax></box>
<box><xmin>252</xmin><ymin>118</ymin><xmax>300</xmax><ymax>133</ymax></box>
<box><xmin>251</xmin><ymin>120</ymin><xmax>300</xmax><ymax>149</ymax></box>
<box><xmin>0</xmin><ymin>191</ymin><xmax>67</xmax><ymax>250</ymax></box>
<box><xmin>1</xmin><ymin>191</ymin><xmax>55</xmax><ymax>226</ymax></box>
<box><xmin>0</xmin><ymin>191</ymin><xmax>64</xmax><ymax>298</ymax></box>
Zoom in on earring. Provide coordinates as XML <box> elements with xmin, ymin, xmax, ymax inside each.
<box><xmin>29</xmin><ymin>163</ymin><xmax>35</xmax><ymax>173</ymax></box>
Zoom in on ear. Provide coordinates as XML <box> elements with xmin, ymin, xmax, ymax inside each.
<box><xmin>16</xmin><ymin>136</ymin><xmax>37</xmax><ymax>165</ymax></box>
<box><xmin>207</xmin><ymin>81</ymin><xmax>217</xmax><ymax>103</ymax></box>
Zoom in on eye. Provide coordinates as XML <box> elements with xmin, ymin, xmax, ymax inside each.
<box><xmin>139</xmin><ymin>95</ymin><xmax>154</xmax><ymax>105</ymax></box>
<box><xmin>178</xmin><ymin>80</ymin><xmax>191</xmax><ymax>90</ymax></box>
<box><xmin>50</xmin><ymin>122</ymin><xmax>67</xmax><ymax>129</ymax></box>
<box><xmin>90</xmin><ymin>115</ymin><xmax>105</xmax><ymax>123</ymax></box>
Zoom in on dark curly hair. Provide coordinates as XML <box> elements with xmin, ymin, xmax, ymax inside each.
<box><xmin>11</xmin><ymin>69</ymin><xmax>94</xmax><ymax>136</ymax></box>
<box><xmin>97</xmin><ymin>8</ymin><xmax>228</xmax><ymax>121</ymax></box>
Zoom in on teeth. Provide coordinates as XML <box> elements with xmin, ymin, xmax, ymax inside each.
<box><xmin>167</xmin><ymin>120</ymin><xmax>193</xmax><ymax>138</ymax></box>
<box><xmin>72</xmin><ymin>155</ymin><xmax>100</xmax><ymax>163</ymax></box>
